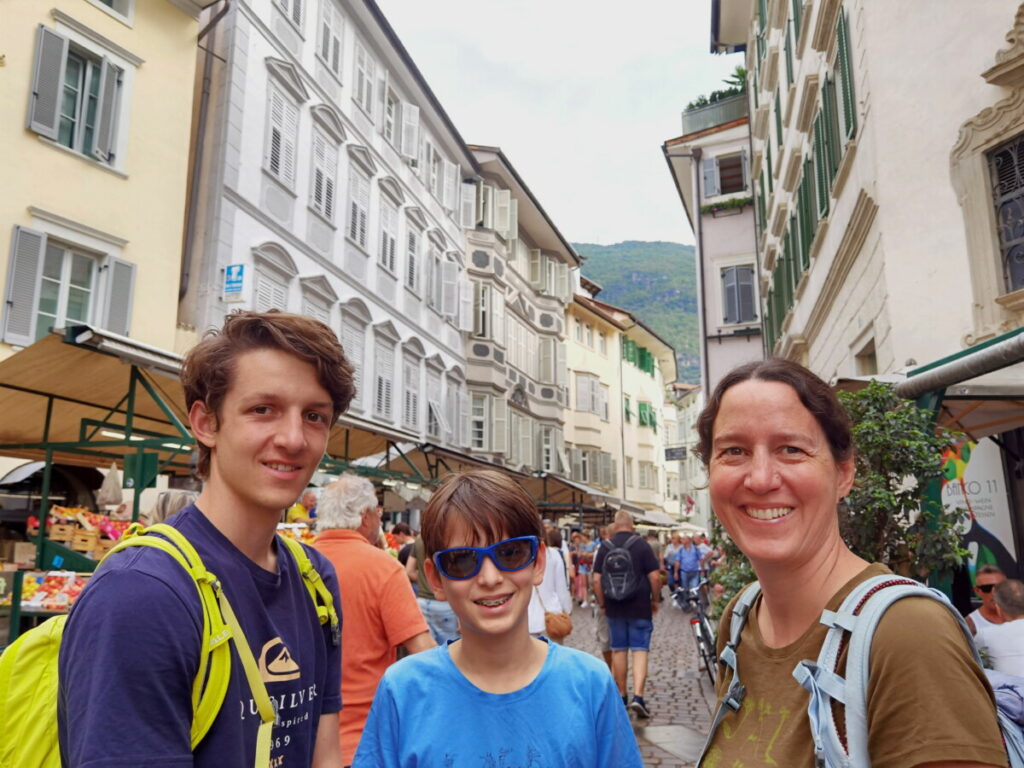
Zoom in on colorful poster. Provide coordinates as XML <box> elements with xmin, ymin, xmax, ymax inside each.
<box><xmin>942</xmin><ymin>437</ymin><xmax>1017</xmax><ymax>577</ymax></box>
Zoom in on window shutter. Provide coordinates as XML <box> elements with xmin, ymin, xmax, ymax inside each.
<box><xmin>403</xmin><ymin>358</ymin><xmax>419</xmax><ymax>427</ymax></box>
<box><xmin>460</xmin><ymin>181</ymin><xmax>476</xmax><ymax>229</ymax></box>
<box><xmin>508</xmin><ymin>198</ymin><xmax>519</xmax><ymax>241</ymax></box>
<box><xmin>405</xmin><ymin>229</ymin><xmax>419</xmax><ymax>290</ymax></box>
<box><xmin>784</xmin><ymin>23</ymin><xmax>794</xmax><ymax>86</ymax></box>
<box><xmin>494</xmin><ymin>189</ymin><xmax>511</xmax><ymax>235</ymax></box>
<box><xmin>492</xmin><ymin>396</ymin><xmax>507</xmax><ymax>456</ymax></box>
<box><xmin>703</xmin><ymin>156</ymin><xmax>720</xmax><ymax>198</ymax></box>
<box><xmin>739</xmin><ymin>265</ymin><xmax>756</xmax><ymax>322</ymax></box>
<box><xmin>813</xmin><ymin>113</ymin><xmax>829</xmax><ymax>219</ymax></box>
<box><xmin>722</xmin><ymin>267</ymin><xmax>738</xmax><ymax>323</ymax></box>
<box><xmin>4</xmin><ymin>226</ymin><xmax>46</xmax><ymax>346</ymax></box>
<box><xmin>576</xmin><ymin>374</ymin><xmax>590</xmax><ymax>412</ymax></box>
<box><xmin>837</xmin><ymin>10</ymin><xmax>856</xmax><ymax>141</ymax></box>
<box><xmin>28</xmin><ymin>26</ymin><xmax>68</xmax><ymax>140</ymax></box>
<box><xmin>480</xmin><ymin>185</ymin><xmax>494</xmax><ymax>230</ymax></box>
<box><xmin>571</xmin><ymin>448</ymin><xmax>582</xmax><ymax>481</ymax></box>
<box><xmin>528</xmin><ymin>249</ymin><xmax>542</xmax><ymax>286</ymax></box>
<box><xmin>741</xmin><ymin>150</ymin><xmax>750</xmax><ymax>192</ymax></box>
<box><xmin>557</xmin><ymin>262</ymin><xmax>569</xmax><ymax>301</ymax></box>
<box><xmin>792</xmin><ymin>0</ymin><xmax>803</xmax><ymax>38</ymax></box>
<box><xmin>442</xmin><ymin>160</ymin><xmax>457</xmax><ymax>211</ymax></box>
<box><xmin>280</xmin><ymin>98</ymin><xmax>298</xmax><ymax>186</ymax></box>
<box><xmin>457</xmin><ymin>277</ymin><xmax>473</xmax><ymax>332</ymax></box>
<box><xmin>540</xmin><ymin>337</ymin><xmax>553</xmax><ymax>382</ymax></box>
<box><xmin>492</xmin><ymin>289</ymin><xmax>505</xmax><ymax>344</ymax></box>
<box><xmin>341</xmin><ymin>320</ymin><xmax>364</xmax><ymax>404</ymax></box>
<box><xmin>441</xmin><ymin>260</ymin><xmax>458</xmax><ymax>316</ymax></box>
<box><xmin>102</xmin><ymin>257</ymin><xmax>136</xmax><ymax>336</ymax></box>
<box><xmin>400</xmin><ymin>102</ymin><xmax>420</xmax><ymax>159</ymax></box>
<box><xmin>375</xmin><ymin>341</ymin><xmax>394</xmax><ymax>419</ymax></box>
<box><xmin>93</xmin><ymin>59</ymin><xmax>119</xmax><ymax>162</ymax></box>
<box><xmin>554</xmin><ymin>340</ymin><xmax>566</xmax><ymax>388</ymax></box>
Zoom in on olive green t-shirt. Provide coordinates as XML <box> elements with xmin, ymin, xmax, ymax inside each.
<box><xmin>704</xmin><ymin>563</ymin><xmax>1008</xmax><ymax>768</ymax></box>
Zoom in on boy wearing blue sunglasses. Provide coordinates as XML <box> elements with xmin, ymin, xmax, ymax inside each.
<box><xmin>352</xmin><ymin>469</ymin><xmax>642</xmax><ymax>767</ymax></box>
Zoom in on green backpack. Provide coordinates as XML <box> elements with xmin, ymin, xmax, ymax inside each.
<box><xmin>0</xmin><ymin>522</ymin><xmax>339</xmax><ymax>768</ymax></box>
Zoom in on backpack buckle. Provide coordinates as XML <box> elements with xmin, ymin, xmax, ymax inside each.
<box><xmin>725</xmin><ymin>681</ymin><xmax>746</xmax><ymax>712</ymax></box>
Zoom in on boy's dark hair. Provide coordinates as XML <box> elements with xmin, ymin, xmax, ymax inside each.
<box><xmin>182</xmin><ymin>310</ymin><xmax>356</xmax><ymax>478</ymax></box>
<box><xmin>421</xmin><ymin>470</ymin><xmax>543</xmax><ymax>558</ymax></box>
<box><xmin>391</xmin><ymin>523</ymin><xmax>412</xmax><ymax>536</ymax></box>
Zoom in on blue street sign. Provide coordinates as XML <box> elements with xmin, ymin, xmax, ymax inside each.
<box><xmin>223</xmin><ymin>264</ymin><xmax>245</xmax><ymax>303</ymax></box>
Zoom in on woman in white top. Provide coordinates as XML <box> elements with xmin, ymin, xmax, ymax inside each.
<box><xmin>528</xmin><ymin>528</ymin><xmax>573</xmax><ymax>642</ymax></box>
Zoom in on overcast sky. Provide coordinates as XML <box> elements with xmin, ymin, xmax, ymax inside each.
<box><xmin>375</xmin><ymin>1</ymin><xmax>743</xmax><ymax>246</ymax></box>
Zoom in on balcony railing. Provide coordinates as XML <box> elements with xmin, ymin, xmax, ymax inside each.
<box><xmin>680</xmin><ymin>93</ymin><xmax>749</xmax><ymax>136</ymax></box>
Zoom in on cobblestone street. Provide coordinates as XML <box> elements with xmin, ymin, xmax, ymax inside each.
<box><xmin>564</xmin><ymin>598</ymin><xmax>715</xmax><ymax>767</ymax></box>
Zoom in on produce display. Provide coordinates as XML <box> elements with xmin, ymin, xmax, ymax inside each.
<box><xmin>24</xmin><ymin>507</ymin><xmax>132</xmax><ymax>559</ymax></box>
<box><xmin>19</xmin><ymin>570</ymin><xmax>90</xmax><ymax>612</ymax></box>
<box><xmin>277</xmin><ymin>523</ymin><xmax>315</xmax><ymax>545</ymax></box>
<box><xmin>0</xmin><ymin>571</ymin><xmax>12</xmax><ymax>607</ymax></box>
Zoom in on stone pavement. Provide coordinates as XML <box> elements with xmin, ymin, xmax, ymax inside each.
<box><xmin>564</xmin><ymin>598</ymin><xmax>715</xmax><ymax>767</ymax></box>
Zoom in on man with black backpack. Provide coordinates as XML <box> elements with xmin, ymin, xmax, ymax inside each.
<box><xmin>593</xmin><ymin>510</ymin><xmax>661</xmax><ymax>719</ymax></box>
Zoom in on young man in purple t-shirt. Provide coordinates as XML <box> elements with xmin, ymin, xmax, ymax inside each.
<box><xmin>58</xmin><ymin>311</ymin><xmax>355</xmax><ymax>767</ymax></box>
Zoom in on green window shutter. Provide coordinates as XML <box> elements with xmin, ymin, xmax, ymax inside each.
<box><xmin>837</xmin><ymin>9</ymin><xmax>857</xmax><ymax>141</ymax></box>
<box><xmin>758</xmin><ymin>0</ymin><xmax>767</xmax><ymax>33</ymax></box>
<box><xmin>753</xmin><ymin>70</ymin><xmax>759</xmax><ymax>109</ymax></box>
<box><xmin>784</xmin><ymin>23</ymin><xmax>794</xmax><ymax>86</ymax></box>
<box><xmin>624</xmin><ymin>396</ymin><xmax>631</xmax><ymax>422</ymax></box>
<box><xmin>802</xmin><ymin>158</ymin><xmax>815</xmax><ymax>257</ymax></box>
<box><xmin>813</xmin><ymin>113</ymin><xmax>830</xmax><ymax>220</ymax></box>
<box><xmin>824</xmin><ymin>78</ymin><xmax>840</xmax><ymax>178</ymax></box>
<box><xmin>766</xmin><ymin>143</ymin><xmax>774</xmax><ymax>194</ymax></box>
<box><xmin>775</xmin><ymin>91</ymin><xmax>783</xmax><ymax>148</ymax></box>
<box><xmin>792</xmin><ymin>0</ymin><xmax>803</xmax><ymax>40</ymax></box>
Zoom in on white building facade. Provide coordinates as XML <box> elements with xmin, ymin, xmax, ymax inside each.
<box><xmin>181</xmin><ymin>0</ymin><xmax>477</xmax><ymax>451</ymax></box>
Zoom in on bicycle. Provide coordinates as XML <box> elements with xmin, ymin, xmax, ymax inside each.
<box><xmin>673</xmin><ymin>578</ymin><xmax>717</xmax><ymax>686</ymax></box>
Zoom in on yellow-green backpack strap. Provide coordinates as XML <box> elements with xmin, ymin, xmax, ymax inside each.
<box><xmin>98</xmin><ymin>525</ymin><xmax>233</xmax><ymax>749</ymax></box>
<box><xmin>278</xmin><ymin>535</ymin><xmax>340</xmax><ymax>646</ymax></box>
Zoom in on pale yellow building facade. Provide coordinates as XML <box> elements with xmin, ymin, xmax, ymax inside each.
<box><xmin>1</xmin><ymin>0</ymin><xmax>207</xmax><ymax>356</ymax></box>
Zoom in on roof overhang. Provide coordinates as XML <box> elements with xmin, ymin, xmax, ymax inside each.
<box><xmin>469</xmin><ymin>145</ymin><xmax>580</xmax><ymax>265</ymax></box>
<box><xmin>711</xmin><ymin>0</ymin><xmax>754</xmax><ymax>54</ymax></box>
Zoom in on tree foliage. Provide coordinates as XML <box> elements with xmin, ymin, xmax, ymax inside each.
<box><xmin>837</xmin><ymin>380</ymin><xmax>967</xmax><ymax>581</ymax></box>
<box><xmin>710</xmin><ymin>380</ymin><xmax>967</xmax><ymax>614</ymax></box>
<box><xmin>685</xmin><ymin>65</ymin><xmax>748</xmax><ymax>111</ymax></box>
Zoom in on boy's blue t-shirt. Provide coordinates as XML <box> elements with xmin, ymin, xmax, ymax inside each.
<box><xmin>353</xmin><ymin>639</ymin><xmax>643</xmax><ymax>768</ymax></box>
<box><xmin>57</xmin><ymin>505</ymin><xmax>342</xmax><ymax>768</ymax></box>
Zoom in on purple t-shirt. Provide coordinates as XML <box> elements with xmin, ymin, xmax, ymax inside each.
<box><xmin>58</xmin><ymin>505</ymin><xmax>342</xmax><ymax>767</ymax></box>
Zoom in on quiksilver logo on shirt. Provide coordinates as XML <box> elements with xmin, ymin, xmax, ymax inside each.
<box><xmin>259</xmin><ymin>637</ymin><xmax>301</xmax><ymax>682</ymax></box>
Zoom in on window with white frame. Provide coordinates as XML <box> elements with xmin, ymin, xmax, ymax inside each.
<box><xmin>266</xmin><ymin>84</ymin><xmax>299</xmax><ymax>187</ymax></box>
<box><xmin>275</xmin><ymin>0</ymin><xmax>303</xmax><ymax>27</ymax></box>
<box><xmin>473</xmin><ymin>282</ymin><xmax>504</xmax><ymax>341</ymax></box>
<box><xmin>89</xmin><ymin>0</ymin><xmax>133</xmax><ymax>21</ymax></box>
<box><xmin>405</xmin><ymin>225</ymin><xmax>420</xmax><ymax>291</ymax></box>
<box><xmin>402</xmin><ymin>355</ymin><xmax>420</xmax><ymax>429</ymax></box>
<box><xmin>471</xmin><ymin>393</ymin><xmax>488</xmax><ymax>450</ymax></box>
<box><xmin>340</xmin><ymin>314</ymin><xmax>365</xmax><ymax>410</ymax></box>
<box><xmin>4</xmin><ymin>227</ymin><xmax>136</xmax><ymax>347</ymax></box>
<box><xmin>638</xmin><ymin>461</ymin><xmax>656</xmax><ymax>490</ymax></box>
<box><xmin>310</xmin><ymin>130</ymin><xmax>337</xmax><ymax>221</ymax></box>
<box><xmin>445</xmin><ymin>376</ymin><xmax>461</xmax><ymax>445</ymax></box>
<box><xmin>383</xmin><ymin>88</ymin><xmax>400</xmax><ymax>147</ymax></box>
<box><xmin>379</xmin><ymin>198</ymin><xmax>398</xmax><ymax>272</ymax></box>
<box><xmin>254</xmin><ymin>269</ymin><xmax>288</xmax><ymax>312</ymax></box>
<box><xmin>27</xmin><ymin>27</ymin><xmax>128</xmax><ymax>166</ymax></box>
<box><xmin>625</xmin><ymin>458</ymin><xmax>633</xmax><ymax>487</ymax></box>
<box><xmin>573</xmin><ymin>318</ymin><xmax>582</xmax><ymax>342</ymax></box>
<box><xmin>508</xmin><ymin>411</ymin><xmax>535</xmax><ymax>470</ymax></box>
<box><xmin>584</xmin><ymin>324</ymin><xmax>593</xmax><ymax>348</ymax></box>
<box><xmin>426</xmin><ymin>246</ymin><xmax>443</xmax><ymax>311</ymax></box>
<box><xmin>347</xmin><ymin>166</ymin><xmax>369</xmax><ymax>248</ymax></box>
<box><xmin>354</xmin><ymin>41</ymin><xmax>374</xmax><ymax>116</ymax></box>
<box><xmin>598</xmin><ymin>332</ymin><xmax>607</xmax><ymax>355</ymax></box>
<box><xmin>703</xmin><ymin>151</ymin><xmax>749</xmax><ymax>198</ymax></box>
<box><xmin>721</xmin><ymin>264</ymin><xmax>757</xmax><ymax>324</ymax></box>
<box><xmin>317</xmin><ymin>0</ymin><xmax>343</xmax><ymax>78</ymax></box>
<box><xmin>373</xmin><ymin>338</ymin><xmax>394</xmax><ymax>420</ymax></box>
<box><xmin>574</xmin><ymin>373</ymin><xmax>608</xmax><ymax>419</ymax></box>
<box><xmin>426</xmin><ymin>370</ymin><xmax>446</xmax><ymax>440</ymax></box>
<box><xmin>301</xmin><ymin>294</ymin><xmax>329</xmax><ymax>324</ymax></box>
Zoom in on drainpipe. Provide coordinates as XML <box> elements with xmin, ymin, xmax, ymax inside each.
<box><xmin>691</xmin><ymin>147</ymin><xmax>711</xmax><ymax>393</ymax></box>
<box><xmin>180</xmin><ymin>0</ymin><xmax>231</xmax><ymax>303</ymax></box>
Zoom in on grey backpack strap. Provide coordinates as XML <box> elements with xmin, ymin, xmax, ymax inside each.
<box><xmin>793</xmin><ymin>575</ymin><xmax>971</xmax><ymax>768</ymax></box>
<box><xmin>696</xmin><ymin>581</ymin><xmax>761</xmax><ymax>767</ymax></box>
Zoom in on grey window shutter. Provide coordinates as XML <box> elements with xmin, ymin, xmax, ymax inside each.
<box><xmin>741</xmin><ymin>150</ymin><xmax>750</xmax><ymax>191</ymax></box>
<box><xmin>93</xmin><ymin>59</ymin><xmax>120</xmax><ymax>162</ymax></box>
<box><xmin>4</xmin><ymin>226</ymin><xmax>46</xmax><ymax>346</ymax></box>
<box><xmin>28</xmin><ymin>26</ymin><xmax>68</xmax><ymax>140</ymax></box>
<box><xmin>103</xmin><ymin>257</ymin><xmax>136</xmax><ymax>336</ymax></box>
<box><xmin>722</xmin><ymin>267</ymin><xmax>738</xmax><ymax>323</ymax></box>
<box><xmin>702</xmin><ymin>156</ymin><xmax>719</xmax><ymax>198</ymax></box>
<box><xmin>738</xmin><ymin>265</ymin><xmax>756</xmax><ymax>321</ymax></box>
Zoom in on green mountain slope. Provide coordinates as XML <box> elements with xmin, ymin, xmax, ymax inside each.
<box><xmin>572</xmin><ymin>241</ymin><xmax>700</xmax><ymax>385</ymax></box>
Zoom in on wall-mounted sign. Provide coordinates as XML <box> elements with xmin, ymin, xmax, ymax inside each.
<box><xmin>665</xmin><ymin>446</ymin><xmax>687</xmax><ymax>461</ymax></box>
<box><xmin>222</xmin><ymin>264</ymin><xmax>245</xmax><ymax>303</ymax></box>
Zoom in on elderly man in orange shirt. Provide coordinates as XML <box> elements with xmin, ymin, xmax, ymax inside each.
<box><xmin>314</xmin><ymin>474</ymin><xmax>435</xmax><ymax>767</ymax></box>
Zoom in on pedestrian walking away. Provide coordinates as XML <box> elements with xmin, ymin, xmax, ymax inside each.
<box><xmin>593</xmin><ymin>509</ymin><xmax>661</xmax><ymax>721</ymax></box>
<box><xmin>58</xmin><ymin>310</ymin><xmax>353</xmax><ymax>767</ymax></box>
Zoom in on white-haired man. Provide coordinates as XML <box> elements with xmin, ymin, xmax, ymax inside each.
<box><xmin>314</xmin><ymin>474</ymin><xmax>434</xmax><ymax>767</ymax></box>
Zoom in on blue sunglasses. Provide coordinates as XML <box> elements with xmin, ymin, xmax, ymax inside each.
<box><xmin>432</xmin><ymin>536</ymin><xmax>540</xmax><ymax>580</ymax></box>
